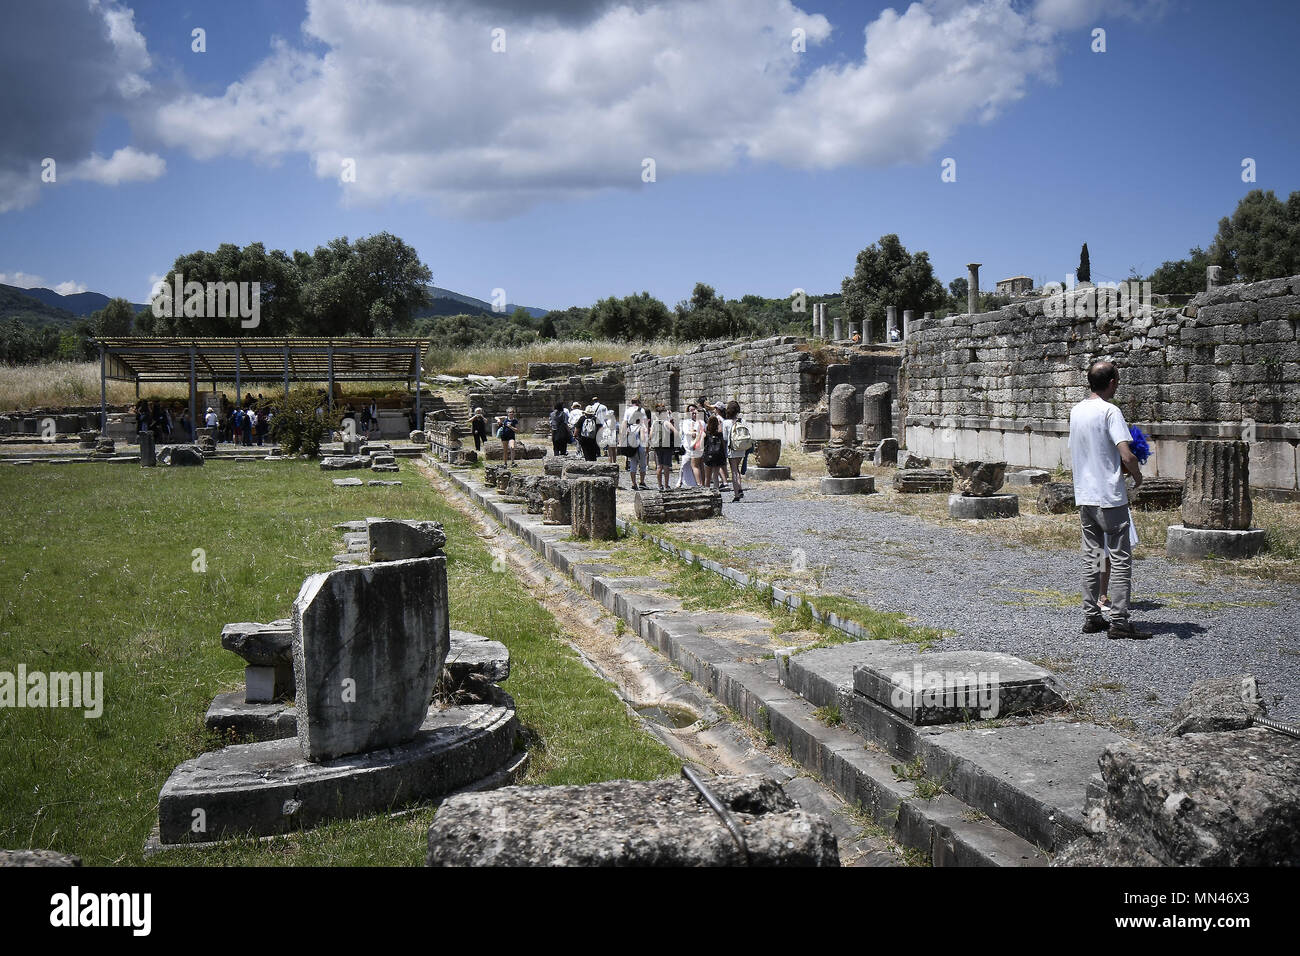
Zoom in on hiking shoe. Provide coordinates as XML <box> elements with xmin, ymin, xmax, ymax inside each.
<box><xmin>732</xmin><ymin>492</ymin><xmax>742</xmax><ymax>502</ymax></box>
<box><xmin>1108</xmin><ymin>622</ymin><xmax>1153</xmax><ymax>640</ymax></box>
<box><xmin>1081</xmin><ymin>616</ymin><xmax>1109</xmax><ymax>634</ymax></box>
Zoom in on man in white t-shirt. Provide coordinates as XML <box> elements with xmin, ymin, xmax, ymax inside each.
<box><xmin>1068</xmin><ymin>360</ymin><xmax>1149</xmax><ymax>640</ymax></box>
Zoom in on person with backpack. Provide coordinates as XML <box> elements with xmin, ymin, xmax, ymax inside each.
<box><xmin>577</xmin><ymin>404</ymin><xmax>601</xmax><ymax>461</ymax></box>
<box><xmin>495</xmin><ymin>406</ymin><xmax>519</xmax><ymax>466</ymax></box>
<box><xmin>549</xmin><ymin>401</ymin><xmax>570</xmax><ymax>457</ymax></box>
<box><xmin>723</xmin><ymin>400</ymin><xmax>751</xmax><ymax>502</ymax></box>
<box><xmin>649</xmin><ymin>403</ymin><xmax>678</xmax><ymax>491</ymax></box>
<box><xmin>701</xmin><ymin>413</ymin><xmax>727</xmax><ymax>488</ymax></box>
<box><xmin>622</xmin><ymin>396</ymin><xmax>648</xmax><ymax>490</ymax></box>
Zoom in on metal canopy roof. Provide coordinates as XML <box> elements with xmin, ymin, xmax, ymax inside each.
<box><xmin>93</xmin><ymin>336</ymin><xmax>427</xmax><ymax>384</ymax></box>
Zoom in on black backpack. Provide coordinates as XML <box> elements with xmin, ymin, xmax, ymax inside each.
<box><xmin>703</xmin><ymin>432</ymin><xmax>726</xmax><ymax>466</ymax></box>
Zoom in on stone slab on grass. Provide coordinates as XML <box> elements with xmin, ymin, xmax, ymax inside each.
<box><xmin>159</xmin><ymin>692</ymin><xmax>517</xmax><ymax>844</ymax></box>
<box><xmin>425</xmin><ymin>774</ymin><xmax>838</xmax><ymax>866</ymax></box>
<box><xmin>293</xmin><ymin>557</ymin><xmax>449</xmax><ymax>761</ymax></box>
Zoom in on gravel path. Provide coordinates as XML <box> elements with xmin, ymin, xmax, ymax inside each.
<box><xmin>631</xmin><ymin>479</ymin><xmax>1299</xmax><ymax>736</ymax></box>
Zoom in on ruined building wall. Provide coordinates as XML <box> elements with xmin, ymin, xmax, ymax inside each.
<box><xmin>903</xmin><ymin>275</ymin><xmax>1300</xmax><ymax>493</ymax></box>
<box><xmin>467</xmin><ymin>369</ymin><xmax>624</xmax><ymax>434</ymax></box>
<box><xmin>622</xmin><ymin>337</ymin><xmax>828</xmax><ymax>444</ymax></box>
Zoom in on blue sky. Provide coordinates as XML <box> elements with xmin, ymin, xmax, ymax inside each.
<box><xmin>1</xmin><ymin>0</ymin><xmax>1297</xmax><ymax>310</ymax></box>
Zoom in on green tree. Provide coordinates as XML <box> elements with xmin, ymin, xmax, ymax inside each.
<box><xmin>839</xmin><ymin>234</ymin><xmax>944</xmax><ymax>333</ymax></box>
<box><xmin>589</xmin><ymin>292</ymin><xmax>671</xmax><ymax>340</ymax></box>
<box><xmin>537</xmin><ymin>313</ymin><xmax>557</xmax><ymax>339</ymax></box>
<box><xmin>947</xmin><ymin>276</ymin><xmax>968</xmax><ymax>312</ymax></box>
<box><xmin>1148</xmin><ymin>247</ymin><xmax>1210</xmax><ymax>295</ymax></box>
<box><xmin>1209</xmin><ymin>189</ymin><xmax>1300</xmax><ymax>282</ymax></box>
<box><xmin>89</xmin><ymin>297</ymin><xmax>137</xmax><ymax>336</ymax></box>
<box><xmin>671</xmin><ymin>283</ymin><xmax>755</xmax><ymax>340</ymax></box>
<box><xmin>1078</xmin><ymin>243</ymin><xmax>1091</xmax><ymax>283</ymax></box>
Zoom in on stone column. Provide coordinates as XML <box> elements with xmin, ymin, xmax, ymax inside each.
<box><xmin>862</xmin><ymin>318</ymin><xmax>872</xmax><ymax>343</ymax></box>
<box><xmin>967</xmin><ymin>263</ymin><xmax>981</xmax><ymax>315</ymax></box>
<box><xmin>139</xmin><ymin>430</ymin><xmax>156</xmax><ymax>467</ymax></box>
<box><xmin>812</xmin><ymin>306</ymin><xmax>819</xmax><ymax>339</ymax></box>
<box><xmin>902</xmin><ymin>310</ymin><xmax>913</xmax><ymax>342</ymax></box>
<box><xmin>886</xmin><ymin>306</ymin><xmax>897</xmax><ymax>341</ymax></box>
<box><xmin>832</xmin><ymin>314</ymin><xmax>843</xmax><ymax>341</ymax></box>
<box><xmin>1206</xmin><ymin>265</ymin><xmax>1222</xmax><ymax>291</ymax></box>
<box><xmin>848</xmin><ymin>321</ymin><xmax>858</xmax><ymax>340</ymax></box>
<box><xmin>1182</xmin><ymin>440</ymin><xmax>1252</xmax><ymax>530</ymax></box>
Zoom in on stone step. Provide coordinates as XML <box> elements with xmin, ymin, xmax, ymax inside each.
<box><xmin>431</xmin><ymin>460</ymin><xmax>1051</xmax><ymax>867</ymax></box>
<box><xmin>785</xmin><ymin>640</ymin><xmax>1121</xmax><ymax>852</ymax></box>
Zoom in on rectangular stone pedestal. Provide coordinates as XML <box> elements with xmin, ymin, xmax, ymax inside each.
<box><xmin>245</xmin><ymin>663</ymin><xmax>294</xmax><ymax>703</ymax></box>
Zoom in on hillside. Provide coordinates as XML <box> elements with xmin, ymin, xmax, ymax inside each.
<box><xmin>419</xmin><ymin>286</ymin><xmax>548</xmax><ymax>319</ymax></box>
<box><xmin>0</xmin><ymin>285</ymin><xmax>80</xmax><ymax>328</ymax></box>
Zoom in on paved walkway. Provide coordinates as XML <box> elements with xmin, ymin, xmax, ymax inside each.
<box><xmin>619</xmin><ymin>476</ymin><xmax>1298</xmax><ymax>736</ymax></box>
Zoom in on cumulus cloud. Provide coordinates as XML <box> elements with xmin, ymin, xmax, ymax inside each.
<box><xmin>149</xmin><ymin>0</ymin><xmax>1148</xmax><ymax>218</ymax></box>
<box><xmin>0</xmin><ymin>0</ymin><xmax>160</xmax><ymax>212</ymax></box>
<box><xmin>66</xmin><ymin>146</ymin><xmax>166</xmax><ymax>185</ymax></box>
<box><xmin>53</xmin><ymin>280</ymin><xmax>89</xmax><ymax>295</ymax></box>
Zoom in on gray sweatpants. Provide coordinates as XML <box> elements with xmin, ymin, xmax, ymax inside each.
<box><xmin>1079</xmin><ymin>505</ymin><xmax>1132</xmax><ymax>624</ymax></box>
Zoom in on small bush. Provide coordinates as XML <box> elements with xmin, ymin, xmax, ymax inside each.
<box><xmin>268</xmin><ymin>389</ymin><xmax>342</xmax><ymax>458</ymax></box>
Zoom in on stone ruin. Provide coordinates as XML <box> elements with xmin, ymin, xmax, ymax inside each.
<box><xmin>892</xmin><ymin>467</ymin><xmax>952</xmax><ymax>494</ymax></box>
<box><xmin>634</xmin><ymin>487</ymin><xmax>722</xmax><ymax>523</ymax></box>
<box><xmin>1165</xmin><ymin>440</ymin><xmax>1267</xmax><ymax>559</ymax></box>
<box><xmin>425</xmin><ymin>774</ymin><xmax>839</xmax><ymax>866</ymax></box>
<box><xmin>820</xmin><ymin>384</ymin><xmax>874</xmax><ymax>495</ymax></box>
<box><xmin>570</xmin><ymin>476</ymin><xmax>617</xmax><ymax>540</ymax></box>
<box><xmin>948</xmin><ymin>460</ymin><xmax>1019</xmax><ymax>519</ymax></box>
<box><xmin>153</xmin><ymin>521</ymin><xmax>520</xmax><ymax>849</ymax></box>
<box><xmin>425</xmin><ymin>420</ymin><xmax>477</xmax><ymax>465</ymax></box>
<box><xmin>747</xmin><ymin>438</ymin><xmax>791</xmax><ymax>481</ymax></box>
<box><xmin>1055</xmin><ymin>675</ymin><xmax>1299</xmax><ymax>866</ymax></box>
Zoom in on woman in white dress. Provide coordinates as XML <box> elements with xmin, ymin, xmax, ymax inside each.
<box><xmin>677</xmin><ymin>404</ymin><xmax>702</xmax><ymax>487</ymax></box>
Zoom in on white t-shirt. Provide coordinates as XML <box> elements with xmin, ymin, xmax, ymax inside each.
<box><xmin>1068</xmin><ymin>397</ymin><xmax>1132</xmax><ymax>508</ymax></box>
<box><xmin>622</xmin><ymin>405</ymin><xmax>645</xmax><ymax>447</ymax></box>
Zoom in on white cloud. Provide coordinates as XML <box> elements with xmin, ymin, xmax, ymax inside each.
<box><xmin>67</xmin><ymin>146</ymin><xmax>166</xmax><ymax>185</ymax></box>
<box><xmin>0</xmin><ymin>271</ymin><xmax>48</xmax><ymax>288</ymax></box>
<box><xmin>0</xmin><ymin>272</ymin><xmax>87</xmax><ymax>295</ymax></box>
<box><xmin>0</xmin><ymin>0</ymin><xmax>162</xmax><ymax>213</ymax></box>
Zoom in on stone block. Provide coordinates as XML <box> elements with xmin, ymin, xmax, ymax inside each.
<box><xmin>1168</xmin><ymin>675</ymin><xmax>1265</xmax><ymax>736</ymax></box>
<box><xmin>292</xmin><ymin>557</ymin><xmax>449</xmax><ymax>761</ymax></box>
<box><xmin>894</xmin><ymin>469</ymin><xmax>953</xmax><ymax>494</ymax></box>
<box><xmin>1005</xmin><ymin>468</ymin><xmax>1050</xmax><ymax>487</ymax></box>
<box><xmin>820</xmin><ymin>475</ymin><xmax>875</xmax><ymax>495</ymax></box>
<box><xmin>1037</xmin><ymin>482</ymin><xmax>1075</xmax><ymax>513</ymax></box>
<box><xmin>853</xmin><ymin>650</ymin><xmax>1066</xmax><ymax>725</ymax></box>
<box><xmin>366</xmin><ymin>518</ymin><xmax>446</xmax><ymax>562</ymax></box>
<box><xmin>1165</xmin><ymin>525</ymin><xmax>1267</xmax><ymax>560</ymax></box>
<box><xmin>425</xmin><ymin>775</ymin><xmax>838</xmax><ymax>866</ymax></box>
<box><xmin>245</xmin><ymin>663</ymin><xmax>295</xmax><ymax>704</ymax></box>
<box><xmin>947</xmin><ymin>493</ymin><xmax>1019</xmax><ymax>518</ymax></box>
<box><xmin>747</xmin><ymin>466</ymin><xmax>791</xmax><ymax>481</ymax></box>
<box><xmin>158</xmin><ymin>444</ymin><xmax>204</xmax><ymax>466</ymax></box>
<box><xmin>952</xmin><ymin>460</ymin><xmax>1006</xmax><ymax>495</ymax></box>
<box><xmin>221</xmin><ymin>620</ymin><xmax>292</xmax><ymax>666</ymax></box>
<box><xmin>872</xmin><ymin>437</ymin><xmax>899</xmax><ymax>466</ymax></box>
<box><xmin>823</xmin><ymin>444</ymin><xmax>863</xmax><ymax>478</ymax></box>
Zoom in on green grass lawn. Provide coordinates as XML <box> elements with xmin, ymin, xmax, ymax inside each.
<box><xmin>0</xmin><ymin>459</ymin><xmax>678</xmax><ymax>865</ymax></box>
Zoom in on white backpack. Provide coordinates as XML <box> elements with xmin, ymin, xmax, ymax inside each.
<box><xmin>728</xmin><ymin>422</ymin><xmax>753</xmax><ymax>454</ymax></box>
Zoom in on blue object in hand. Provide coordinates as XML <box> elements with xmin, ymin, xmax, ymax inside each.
<box><xmin>1129</xmin><ymin>425</ymin><xmax>1151</xmax><ymax>464</ymax></box>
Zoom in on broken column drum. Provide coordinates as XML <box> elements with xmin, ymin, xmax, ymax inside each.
<box><xmin>1166</xmin><ymin>440</ymin><xmax>1266</xmax><ymax>559</ymax></box>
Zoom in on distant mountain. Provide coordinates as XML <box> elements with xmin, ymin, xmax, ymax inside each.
<box><xmin>1</xmin><ymin>280</ymin><xmax>547</xmax><ymax>328</ymax></box>
<box><xmin>0</xmin><ymin>285</ymin><xmax>81</xmax><ymax>328</ymax></box>
<box><xmin>421</xmin><ymin>286</ymin><xmax>548</xmax><ymax>319</ymax></box>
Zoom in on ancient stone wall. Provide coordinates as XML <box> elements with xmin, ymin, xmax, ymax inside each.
<box><xmin>623</xmin><ymin>337</ymin><xmax>857</xmax><ymax>444</ymax></box>
<box><xmin>903</xmin><ymin>275</ymin><xmax>1300</xmax><ymax>493</ymax></box>
<box><xmin>467</xmin><ymin>368</ymin><xmax>624</xmax><ymax>435</ymax></box>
